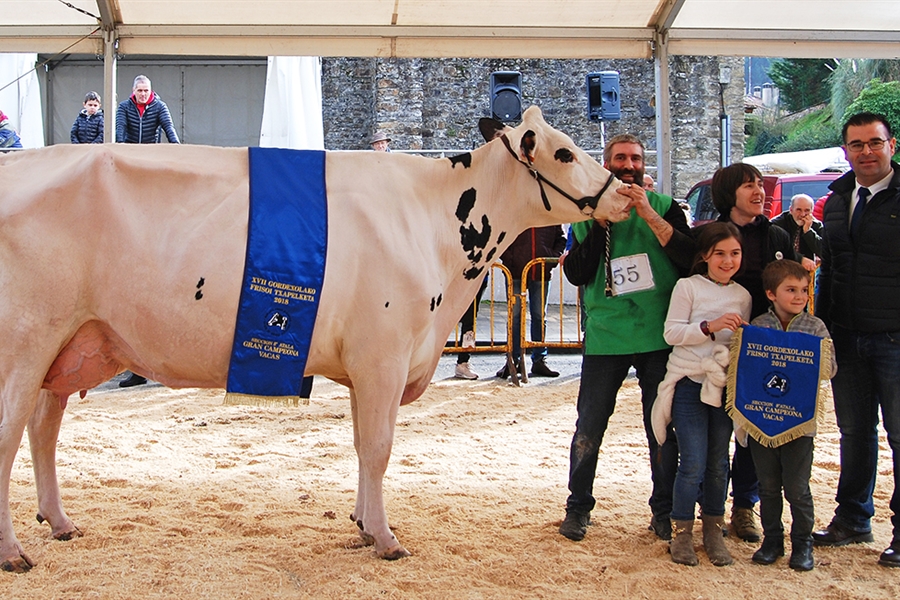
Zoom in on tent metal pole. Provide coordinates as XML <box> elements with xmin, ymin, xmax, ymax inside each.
<box><xmin>653</xmin><ymin>30</ymin><xmax>672</xmax><ymax>197</ymax></box>
<box><xmin>102</xmin><ymin>30</ymin><xmax>117</xmax><ymax>143</ymax></box>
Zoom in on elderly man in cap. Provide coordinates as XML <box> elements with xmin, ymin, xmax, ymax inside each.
<box><xmin>370</xmin><ymin>131</ymin><xmax>391</xmax><ymax>152</ymax></box>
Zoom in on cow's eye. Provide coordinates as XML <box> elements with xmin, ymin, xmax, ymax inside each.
<box><xmin>554</xmin><ymin>148</ymin><xmax>574</xmax><ymax>163</ymax></box>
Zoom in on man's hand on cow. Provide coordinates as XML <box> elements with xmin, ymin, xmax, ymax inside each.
<box><xmin>616</xmin><ymin>183</ymin><xmax>656</xmax><ymax>222</ymax></box>
<box><xmin>801</xmin><ymin>256</ymin><xmax>817</xmax><ymax>272</ymax></box>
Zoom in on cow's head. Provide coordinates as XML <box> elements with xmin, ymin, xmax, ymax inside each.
<box><xmin>479</xmin><ymin>106</ymin><xmax>630</xmax><ymax>224</ymax></box>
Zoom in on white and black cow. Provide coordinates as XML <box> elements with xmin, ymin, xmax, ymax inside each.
<box><xmin>0</xmin><ymin>107</ymin><xmax>628</xmax><ymax>571</ymax></box>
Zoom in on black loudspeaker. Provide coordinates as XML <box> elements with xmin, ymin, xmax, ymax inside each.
<box><xmin>586</xmin><ymin>71</ymin><xmax>621</xmax><ymax>121</ymax></box>
<box><xmin>491</xmin><ymin>71</ymin><xmax>522</xmax><ymax>122</ymax></box>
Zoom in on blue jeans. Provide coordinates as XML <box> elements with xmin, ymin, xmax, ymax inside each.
<box><xmin>511</xmin><ymin>278</ymin><xmax>549</xmax><ymax>364</ymax></box>
<box><xmin>730</xmin><ymin>442</ymin><xmax>759</xmax><ymax>508</ymax></box>
<box><xmin>829</xmin><ymin>325</ymin><xmax>900</xmax><ymax>539</ymax></box>
<box><xmin>565</xmin><ymin>350</ymin><xmax>678</xmax><ymax>520</ymax></box>
<box><xmin>670</xmin><ymin>378</ymin><xmax>733</xmax><ymax>521</ymax></box>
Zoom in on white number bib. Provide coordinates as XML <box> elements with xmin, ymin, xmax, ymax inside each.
<box><xmin>609</xmin><ymin>253</ymin><xmax>655</xmax><ymax>296</ymax></box>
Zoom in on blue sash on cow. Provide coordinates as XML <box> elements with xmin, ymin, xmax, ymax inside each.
<box><xmin>725</xmin><ymin>325</ymin><xmax>831</xmax><ymax>448</ymax></box>
<box><xmin>225</xmin><ymin>147</ymin><xmax>327</xmax><ymax>406</ymax></box>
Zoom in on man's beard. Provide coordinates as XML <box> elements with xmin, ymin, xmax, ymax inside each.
<box><xmin>611</xmin><ymin>166</ymin><xmax>645</xmax><ymax>185</ymax></box>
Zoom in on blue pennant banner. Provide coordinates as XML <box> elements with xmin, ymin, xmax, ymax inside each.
<box><xmin>226</xmin><ymin>148</ymin><xmax>327</xmax><ymax>406</ymax></box>
<box><xmin>726</xmin><ymin>325</ymin><xmax>829</xmax><ymax>448</ymax></box>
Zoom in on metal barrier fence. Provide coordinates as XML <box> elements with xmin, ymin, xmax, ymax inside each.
<box><xmin>445</xmin><ymin>262</ymin><xmax>515</xmax><ymax>357</ymax></box>
<box><xmin>444</xmin><ymin>258</ymin><xmax>583</xmax><ymax>385</ymax></box>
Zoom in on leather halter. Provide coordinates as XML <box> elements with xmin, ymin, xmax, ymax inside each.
<box><xmin>500</xmin><ymin>133</ymin><xmax>616</xmax><ymax>216</ymax></box>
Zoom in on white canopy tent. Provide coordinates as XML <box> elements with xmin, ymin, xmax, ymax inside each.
<box><xmin>2</xmin><ymin>0</ymin><xmax>900</xmax><ymax>190</ymax></box>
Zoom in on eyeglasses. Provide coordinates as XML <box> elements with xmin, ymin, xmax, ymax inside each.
<box><xmin>846</xmin><ymin>138</ymin><xmax>889</xmax><ymax>152</ymax></box>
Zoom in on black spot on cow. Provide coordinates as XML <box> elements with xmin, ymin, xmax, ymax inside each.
<box><xmin>430</xmin><ymin>297</ymin><xmax>436</xmax><ymax>312</ymax></box>
<box><xmin>464</xmin><ymin>265</ymin><xmax>485</xmax><ymax>280</ymax></box>
<box><xmin>485</xmin><ymin>247</ymin><xmax>497</xmax><ymax>262</ymax></box>
<box><xmin>196</xmin><ymin>277</ymin><xmax>205</xmax><ymax>288</ymax></box>
<box><xmin>449</xmin><ymin>153</ymin><xmax>472</xmax><ymax>169</ymax></box>
<box><xmin>194</xmin><ymin>290</ymin><xmax>203</xmax><ymax>300</ymax></box>
<box><xmin>385</xmin><ymin>302</ymin><xmax>390</xmax><ymax>308</ymax></box>
<box><xmin>455</xmin><ymin>188</ymin><xmax>477</xmax><ymax>223</ymax></box>
<box><xmin>436</xmin><ymin>293</ymin><xmax>443</xmax><ymax>307</ymax></box>
<box><xmin>459</xmin><ymin>214</ymin><xmax>492</xmax><ymax>254</ymax></box>
<box><xmin>497</xmin><ymin>231</ymin><xmax>507</xmax><ymax>244</ymax></box>
<box><xmin>554</xmin><ymin>148</ymin><xmax>574</xmax><ymax>163</ymax></box>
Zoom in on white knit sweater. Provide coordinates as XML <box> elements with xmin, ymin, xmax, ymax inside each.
<box><xmin>651</xmin><ymin>275</ymin><xmax>752</xmax><ymax>445</ymax></box>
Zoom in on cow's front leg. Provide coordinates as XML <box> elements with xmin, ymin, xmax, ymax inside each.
<box><xmin>348</xmin><ymin>389</ymin><xmax>375</xmax><ymax>546</ymax></box>
<box><xmin>28</xmin><ymin>390</ymin><xmax>82</xmax><ymax>542</ymax></box>
<box><xmin>350</xmin><ymin>383</ymin><xmax>410</xmax><ymax>559</ymax></box>
<box><xmin>0</xmin><ymin>390</ymin><xmax>40</xmax><ymax>573</ymax></box>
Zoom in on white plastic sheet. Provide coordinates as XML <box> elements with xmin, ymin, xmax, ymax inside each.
<box><xmin>259</xmin><ymin>56</ymin><xmax>324</xmax><ymax>150</ymax></box>
<box><xmin>744</xmin><ymin>147</ymin><xmax>850</xmax><ymax>174</ymax></box>
<box><xmin>0</xmin><ymin>53</ymin><xmax>45</xmax><ymax>148</ymax></box>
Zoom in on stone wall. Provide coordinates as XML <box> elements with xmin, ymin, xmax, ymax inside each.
<box><xmin>321</xmin><ymin>56</ymin><xmax>745</xmax><ymax>199</ymax></box>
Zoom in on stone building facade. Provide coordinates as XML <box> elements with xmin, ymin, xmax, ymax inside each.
<box><xmin>321</xmin><ymin>56</ymin><xmax>745</xmax><ymax>199</ymax></box>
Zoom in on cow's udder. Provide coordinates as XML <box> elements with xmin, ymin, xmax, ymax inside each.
<box><xmin>43</xmin><ymin>321</ymin><xmax>124</xmax><ymax>399</ymax></box>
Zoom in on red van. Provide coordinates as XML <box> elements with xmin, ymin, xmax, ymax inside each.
<box><xmin>684</xmin><ymin>172</ymin><xmax>841</xmax><ymax>225</ymax></box>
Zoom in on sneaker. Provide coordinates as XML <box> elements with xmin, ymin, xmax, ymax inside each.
<box><xmin>454</xmin><ymin>362</ymin><xmax>479</xmax><ymax>380</ymax></box>
<box><xmin>730</xmin><ymin>506</ymin><xmax>761</xmax><ymax>542</ymax></box>
<box><xmin>462</xmin><ymin>330</ymin><xmax>476</xmax><ymax>349</ymax></box>
<box><xmin>559</xmin><ymin>511</ymin><xmax>590</xmax><ymax>541</ymax></box>
<box><xmin>530</xmin><ymin>357</ymin><xmax>559</xmax><ymax>378</ymax></box>
<box><xmin>118</xmin><ymin>372</ymin><xmax>148</xmax><ymax>388</ymax></box>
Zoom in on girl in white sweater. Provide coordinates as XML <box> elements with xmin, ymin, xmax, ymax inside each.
<box><xmin>654</xmin><ymin>222</ymin><xmax>752</xmax><ymax>567</ymax></box>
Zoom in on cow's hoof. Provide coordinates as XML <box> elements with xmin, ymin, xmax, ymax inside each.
<box><xmin>345</xmin><ymin>534</ymin><xmax>375</xmax><ymax>549</ymax></box>
<box><xmin>359</xmin><ymin>531</ymin><xmax>376</xmax><ymax>546</ymax></box>
<box><xmin>37</xmin><ymin>513</ymin><xmax>83</xmax><ymax>542</ymax></box>
<box><xmin>1</xmin><ymin>552</ymin><xmax>35</xmax><ymax>573</ymax></box>
<box><xmin>377</xmin><ymin>544</ymin><xmax>411</xmax><ymax>560</ymax></box>
<box><xmin>53</xmin><ymin>526</ymin><xmax>83</xmax><ymax>542</ymax></box>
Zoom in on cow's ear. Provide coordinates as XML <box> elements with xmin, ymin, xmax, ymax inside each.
<box><xmin>478</xmin><ymin>117</ymin><xmax>506</xmax><ymax>143</ymax></box>
<box><xmin>520</xmin><ymin>130</ymin><xmax>536</xmax><ymax>163</ymax></box>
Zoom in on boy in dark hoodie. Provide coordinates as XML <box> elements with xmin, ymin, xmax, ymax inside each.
<box><xmin>70</xmin><ymin>91</ymin><xmax>104</xmax><ymax>144</ymax></box>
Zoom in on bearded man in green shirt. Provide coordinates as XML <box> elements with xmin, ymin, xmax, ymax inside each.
<box><xmin>558</xmin><ymin>135</ymin><xmax>694</xmax><ymax>542</ymax></box>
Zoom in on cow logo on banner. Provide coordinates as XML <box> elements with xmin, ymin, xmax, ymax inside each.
<box><xmin>725</xmin><ymin>325</ymin><xmax>832</xmax><ymax>448</ymax></box>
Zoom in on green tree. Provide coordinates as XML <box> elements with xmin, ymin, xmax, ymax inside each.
<box><xmin>768</xmin><ymin>59</ymin><xmax>832</xmax><ymax>113</ymax></box>
<box><xmin>841</xmin><ymin>79</ymin><xmax>900</xmax><ymax>159</ymax></box>
<box><xmin>830</xmin><ymin>59</ymin><xmax>900</xmax><ymax>126</ymax></box>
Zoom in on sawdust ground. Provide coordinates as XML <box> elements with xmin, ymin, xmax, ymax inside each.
<box><xmin>3</xmin><ymin>372</ymin><xmax>898</xmax><ymax>599</ymax></box>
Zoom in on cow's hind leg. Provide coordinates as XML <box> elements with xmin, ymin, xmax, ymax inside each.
<box><xmin>348</xmin><ymin>381</ymin><xmax>410</xmax><ymax>560</ymax></box>
<box><xmin>0</xmin><ymin>386</ymin><xmax>40</xmax><ymax>572</ymax></box>
<box><xmin>28</xmin><ymin>390</ymin><xmax>82</xmax><ymax>542</ymax></box>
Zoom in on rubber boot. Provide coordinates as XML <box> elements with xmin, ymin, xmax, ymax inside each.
<box><xmin>702</xmin><ymin>514</ymin><xmax>734</xmax><ymax>566</ymax></box>
<box><xmin>670</xmin><ymin>520</ymin><xmax>699</xmax><ymax>566</ymax></box>
<box><xmin>789</xmin><ymin>537</ymin><xmax>815</xmax><ymax>571</ymax></box>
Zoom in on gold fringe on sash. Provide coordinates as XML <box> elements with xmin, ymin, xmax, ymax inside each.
<box><xmin>224</xmin><ymin>392</ymin><xmax>309</xmax><ymax>407</ymax></box>
<box><xmin>725</xmin><ymin>329</ymin><xmax>832</xmax><ymax>449</ymax></box>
